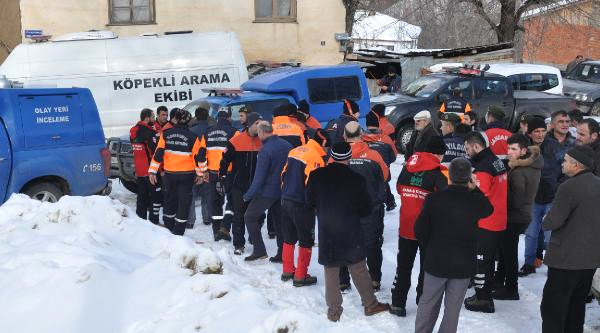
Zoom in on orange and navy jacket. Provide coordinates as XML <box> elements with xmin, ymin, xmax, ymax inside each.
<box><xmin>397</xmin><ymin>152</ymin><xmax>448</xmax><ymax>239</ymax></box>
<box><xmin>362</xmin><ymin>132</ymin><xmax>398</xmax><ymax>166</ymax></box>
<box><xmin>484</xmin><ymin>122</ymin><xmax>511</xmax><ymax>160</ymax></box>
<box><xmin>148</xmin><ymin>124</ymin><xmax>204</xmax><ymax>175</ymax></box>
<box><xmin>219</xmin><ymin>130</ymin><xmax>262</xmax><ymax>192</ymax></box>
<box><xmin>281</xmin><ymin>139</ymin><xmax>326</xmax><ymax>204</ymax></box>
<box><xmin>197</xmin><ymin>118</ymin><xmax>237</xmax><ymax>172</ymax></box>
<box><xmin>159</xmin><ymin>121</ymin><xmax>175</xmax><ymax>133</ymax></box>
<box><xmin>273</xmin><ymin>116</ymin><xmax>306</xmax><ymax>148</ymax></box>
<box><xmin>290</xmin><ymin>116</ymin><xmax>307</xmax><ymax>131</ymax></box>
<box><xmin>471</xmin><ymin>147</ymin><xmax>508</xmax><ymax>231</ymax></box>
<box><xmin>305</xmin><ymin>116</ymin><xmax>322</xmax><ymax>130</ymax></box>
<box><xmin>348</xmin><ymin>141</ymin><xmax>389</xmax><ymax>204</ymax></box>
<box><xmin>439</xmin><ymin>96</ymin><xmax>472</xmax><ymax>114</ymax></box>
<box><xmin>130</xmin><ymin>121</ymin><xmax>157</xmax><ymax>177</ymax></box>
<box><xmin>374</xmin><ymin>113</ymin><xmax>395</xmax><ymax>138</ymax></box>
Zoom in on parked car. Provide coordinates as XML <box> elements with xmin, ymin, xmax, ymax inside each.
<box><xmin>486</xmin><ymin>63</ymin><xmax>563</xmax><ymax>95</ymax></box>
<box><xmin>381</xmin><ymin>68</ymin><xmax>576</xmax><ymax>152</ymax></box>
<box><xmin>593</xmin><ymin>269</ymin><xmax>600</xmax><ymax>304</ymax></box>
<box><xmin>0</xmin><ymin>81</ymin><xmax>111</xmax><ymax>204</ymax></box>
<box><xmin>0</xmin><ymin>30</ymin><xmax>248</xmax><ymax>137</ymax></box>
<box><xmin>563</xmin><ymin>60</ymin><xmax>600</xmax><ymax>116</ymax></box>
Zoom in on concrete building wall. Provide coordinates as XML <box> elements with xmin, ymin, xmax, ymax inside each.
<box><xmin>17</xmin><ymin>0</ymin><xmax>346</xmax><ymax>65</ymax></box>
<box><xmin>0</xmin><ymin>0</ymin><xmax>23</xmax><ymax>62</ymax></box>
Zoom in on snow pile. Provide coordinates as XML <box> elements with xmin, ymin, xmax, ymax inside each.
<box><xmin>353</xmin><ymin>10</ymin><xmax>421</xmax><ymax>42</ymax></box>
<box><xmin>0</xmin><ymin>195</ymin><xmax>357</xmax><ymax>333</ymax></box>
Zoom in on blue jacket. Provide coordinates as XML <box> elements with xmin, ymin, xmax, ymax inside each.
<box><xmin>441</xmin><ymin>132</ymin><xmax>467</xmax><ymax>165</ymax></box>
<box><xmin>244</xmin><ymin>135</ymin><xmax>292</xmax><ymax>201</ymax></box>
<box><xmin>189</xmin><ymin>120</ymin><xmax>210</xmax><ymax>140</ymax></box>
<box><xmin>535</xmin><ymin>131</ymin><xmax>575</xmax><ymax>204</ymax></box>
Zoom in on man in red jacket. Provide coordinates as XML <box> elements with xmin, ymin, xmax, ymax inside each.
<box><xmin>130</xmin><ymin>108</ymin><xmax>161</xmax><ymax>224</ymax></box>
<box><xmin>391</xmin><ymin>136</ymin><xmax>448</xmax><ymax>317</ymax></box>
<box><xmin>484</xmin><ymin>106</ymin><xmax>512</xmax><ymax>163</ymax></box>
<box><xmin>464</xmin><ymin>131</ymin><xmax>508</xmax><ymax>313</ymax></box>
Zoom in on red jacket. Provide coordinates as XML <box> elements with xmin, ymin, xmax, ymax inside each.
<box><xmin>130</xmin><ymin>121</ymin><xmax>157</xmax><ymax>177</ymax></box>
<box><xmin>471</xmin><ymin>148</ymin><xmax>508</xmax><ymax>231</ymax></box>
<box><xmin>484</xmin><ymin>123</ymin><xmax>511</xmax><ymax>159</ymax></box>
<box><xmin>397</xmin><ymin>152</ymin><xmax>448</xmax><ymax>239</ymax></box>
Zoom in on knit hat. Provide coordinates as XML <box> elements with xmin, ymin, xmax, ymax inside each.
<box><xmin>274</xmin><ymin>104</ymin><xmax>296</xmax><ymax>117</ymax></box>
<box><xmin>527</xmin><ymin>117</ymin><xmax>546</xmax><ymax>134</ymax></box>
<box><xmin>366</xmin><ymin>112</ymin><xmax>379</xmax><ymax>128</ymax></box>
<box><xmin>342</xmin><ymin>99</ymin><xmax>360</xmax><ymax>116</ymax></box>
<box><xmin>413</xmin><ymin>110</ymin><xmax>431</xmax><ymax>121</ymax></box>
<box><xmin>487</xmin><ymin>105</ymin><xmax>505</xmax><ymax>121</ymax></box>
<box><xmin>372</xmin><ymin>104</ymin><xmax>386</xmax><ymax>117</ymax></box>
<box><xmin>440</xmin><ymin>112</ymin><xmax>461</xmax><ymax>124</ymax></box>
<box><xmin>449</xmin><ymin>157</ymin><xmax>472</xmax><ymax>184</ymax></box>
<box><xmin>298</xmin><ymin>100</ymin><xmax>310</xmax><ymax>114</ymax></box>
<box><xmin>175</xmin><ymin>109</ymin><xmax>192</xmax><ymax>125</ymax></box>
<box><xmin>425</xmin><ymin>135</ymin><xmax>447</xmax><ymax>155</ymax></box>
<box><xmin>330</xmin><ymin>142</ymin><xmax>352</xmax><ymax>161</ymax></box>
<box><xmin>566</xmin><ymin>145</ymin><xmax>595</xmax><ymax>169</ymax></box>
<box><xmin>246</xmin><ymin>112</ymin><xmax>262</xmax><ymax>127</ymax></box>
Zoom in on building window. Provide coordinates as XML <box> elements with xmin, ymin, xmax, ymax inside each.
<box><xmin>255</xmin><ymin>0</ymin><xmax>297</xmax><ymax>23</ymax></box>
<box><xmin>109</xmin><ymin>0</ymin><xmax>155</xmax><ymax>25</ymax></box>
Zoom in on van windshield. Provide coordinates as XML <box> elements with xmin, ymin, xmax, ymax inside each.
<box><xmin>402</xmin><ymin>76</ymin><xmax>445</xmax><ymax>97</ymax></box>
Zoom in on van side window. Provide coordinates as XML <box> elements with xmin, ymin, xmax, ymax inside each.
<box><xmin>517</xmin><ymin>74</ymin><xmax>560</xmax><ymax>91</ymax></box>
<box><xmin>308</xmin><ymin>76</ymin><xmax>362</xmax><ymax>104</ymax></box>
<box><xmin>109</xmin><ymin>0</ymin><xmax>155</xmax><ymax>25</ymax></box>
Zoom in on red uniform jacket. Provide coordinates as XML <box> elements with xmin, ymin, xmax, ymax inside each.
<box><xmin>471</xmin><ymin>147</ymin><xmax>508</xmax><ymax>231</ymax></box>
<box><xmin>484</xmin><ymin>123</ymin><xmax>511</xmax><ymax>160</ymax></box>
<box><xmin>130</xmin><ymin>121</ymin><xmax>157</xmax><ymax>177</ymax></box>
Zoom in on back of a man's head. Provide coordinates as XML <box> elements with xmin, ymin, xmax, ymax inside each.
<box><xmin>449</xmin><ymin>157</ymin><xmax>472</xmax><ymax>186</ymax></box>
<box><xmin>344</xmin><ymin>121</ymin><xmax>362</xmax><ymax>141</ymax></box>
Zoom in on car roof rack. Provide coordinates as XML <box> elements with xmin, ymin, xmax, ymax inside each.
<box><xmin>445</xmin><ymin>64</ymin><xmax>490</xmax><ymax>76</ymax></box>
<box><xmin>201</xmin><ymin>88</ymin><xmax>244</xmax><ymax>97</ymax></box>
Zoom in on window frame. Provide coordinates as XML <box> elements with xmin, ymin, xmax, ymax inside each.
<box><xmin>307</xmin><ymin>76</ymin><xmax>362</xmax><ymax>105</ymax></box>
<box><xmin>254</xmin><ymin>0</ymin><xmax>297</xmax><ymax>23</ymax></box>
<box><xmin>108</xmin><ymin>0</ymin><xmax>156</xmax><ymax>26</ymax></box>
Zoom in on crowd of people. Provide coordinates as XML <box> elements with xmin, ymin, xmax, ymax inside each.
<box><xmin>129</xmin><ymin>97</ymin><xmax>600</xmax><ymax>332</ymax></box>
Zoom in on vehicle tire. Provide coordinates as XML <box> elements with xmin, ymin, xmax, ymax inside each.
<box><xmin>590</xmin><ymin>101</ymin><xmax>600</xmax><ymax>117</ymax></box>
<box><xmin>23</xmin><ymin>182</ymin><xmax>63</xmax><ymax>203</ymax></box>
<box><xmin>395</xmin><ymin>123</ymin><xmax>414</xmax><ymax>154</ymax></box>
<box><xmin>120</xmin><ymin>178</ymin><xmax>138</xmax><ymax>194</ymax></box>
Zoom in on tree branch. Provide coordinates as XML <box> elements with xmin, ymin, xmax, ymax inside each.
<box><xmin>461</xmin><ymin>0</ymin><xmax>500</xmax><ymax>36</ymax></box>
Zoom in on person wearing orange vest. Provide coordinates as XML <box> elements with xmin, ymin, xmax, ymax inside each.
<box><xmin>439</xmin><ymin>87</ymin><xmax>472</xmax><ymax>114</ymax></box>
<box><xmin>463</xmin><ymin>132</ymin><xmax>508</xmax><ymax>313</ymax></box>
<box><xmin>130</xmin><ymin>108</ymin><xmax>161</xmax><ymax>225</ymax></box>
<box><xmin>272</xmin><ymin>104</ymin><xmax>307</xmax><ymax>148</ymax></box>
<box><xmin>297</xmin><ymin>100</ymin><xmax>322</xmax><ymax>130</ymax></box>
<box><xmin>368</xmin><ymin>104</ymin><xmax>396</xmax><ymax>139</ymax></box>
<box><xmin>365</xmin><ymin>115</ymin><xmax>398</xmax><ymax>211</ymax></box>
<box><xmin>280</xmin><ymin>129</ymin><xmax>329</xmax><ymax>287</ymax></box>
<box><xmin>148</xmin><ymin>110</ymin><xmax>204</xmax><ymax>236</ymax></box>
<box><xmin>484</xmin><ymin>106</ymin><xmax>512</xmax><ymax>163</ymax></box>
<box><xmin>198</xmin><ymin>110</ymin><xmax>237</xmax><ymax>241</ymax></box>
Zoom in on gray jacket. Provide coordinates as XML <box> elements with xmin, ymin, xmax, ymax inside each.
<box><xmin>543</xmin><ymin>171</ymin><xmax>600</xmax><ymax>270</ymax></box>
<box><xmin>508</xmin><ymin>146</ymin><xmax>543</xmax><ymax>224</ymax></box>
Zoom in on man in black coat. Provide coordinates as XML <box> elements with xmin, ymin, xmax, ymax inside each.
<box><xmin>541</xmin><ymin>145</ymin><xmax>600</xmax><ymax>333</ymax></box>
<box><xmin>575</xmin><ymin>118</ymin><xmax>600</xmax><ymax>176</ymax></box>
<box><xmin>414</xmin><ymin>158</ymin><xmax>493</xmax><ymax>333</ymax></box>
<box><xmin>405</xmin><ymin>110</ymin><xmax>440</xmax><ymax>160</ymax></box>
<box><xmin>306</xmin><ymin>142</ymin><xmax>389</xmax><ymax>322</ymax></box>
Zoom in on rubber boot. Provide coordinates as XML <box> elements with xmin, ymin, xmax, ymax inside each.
<box><xmin>282</xmin><ymin>242</ymin><xmax>296</xmax><ymax>281</ymax></box>
<box><xmin>172</xmin><ymin>220</ymin><xmax>187</xmax><ymax>236</ymax></box>
<box><xmin>211</xmin><ymin>218</ymin><xmax>221</xmax><ymax>241</ymax></box>
<box><xmin>293</xmin><ymin>247</ymin><xmax>317</xmax><ymax>287</ymax></box>
<box><xmin>164</xmin><ymin>215</ymin><xmax>175</xmax><ymax>234</ymax></box>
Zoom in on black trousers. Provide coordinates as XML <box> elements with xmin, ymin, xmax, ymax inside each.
<box><xmin>541</xmin><ymin>267</ymin><xmax>595</xmax><ymax>333</ymax></box>
<box><xmin>496</xmin><ymin>223</ymin><xmax>528</xmax><ymax>291</ymax></box>
<box><xmin>135</xmin><ymin>176</ymin><xmax>161</xmax><ymax>224</ymax></box>
<box><xmin>281</xmin><ymin>199</ymin><xmax>315</xmax><ymax>248</ymax></box>
<box><xmin>207</xmin><ymin>171</ymin><xmax>226</xmax><ymax>236</ymax></box>
<box><xmin>341</xmin><ymin>204</ymin><xmax>384</xmax><ymax>284</ymax></box>
<box><xmin>244</xmin><ymin>196</ymin><xmax>283</xmax><ymax>256</ymax></box>
<box><xmin>231</xmin><ymin>187</ymin><xmax>249</xmax><ymax>248</ymax></box>
<box><xmin>391</xmin><ymin>237</ymin><xmax>425</xmax><ymax>308</ymax></box>
<box><xmin>162</xmin><ymin>173</ymin><xmax>194</xmax><ymax>235</ymax></box>
<box><xmin>474</xmin><ymin>228</ymin><xmax>502</xmax><ymax>300</ymax></box>
<box><xmin>385</xmin><ymin>182</ymin><xmax>396</xmax><ymax>207</ymax></box>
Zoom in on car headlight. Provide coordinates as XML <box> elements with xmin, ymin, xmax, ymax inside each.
<box><xmin>575</xmin><ymin>93</ymin><xmax>590</xmax><ymax>102</ymax></box>
<box><xmin>385</xmin><ymin>106</ymin><xmax>396</xmax><ymax>116</ymax></box>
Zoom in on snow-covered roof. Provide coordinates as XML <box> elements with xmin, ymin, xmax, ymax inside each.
<box><xmin>523</xmin><ymin>0</ymin><xmax>586</xmax><ymax>19</ymax></box>
<box><xmin>352</xmin><ymin>11</ymin><xmax>421</xmax><ymax>42</ymax></box>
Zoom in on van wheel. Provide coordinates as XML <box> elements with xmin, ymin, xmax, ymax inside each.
<box><xmin>590</xmin><ymin>101</ymin><xmax>600</xmax><ymax>117</ymax></box>
<box><xmin>396</xmin><ymin>124</ymin><xmax>414</xmax><ymax>154</ymax></box>
<box><xmin>120</xmin><ymin>178</ymin><xmax>138</xmax><ymax>194</ymax></box>
<box><xmin>24</xmin><ymin>182</ymin><xmax>63</xmax><ymax>203</ymax></box>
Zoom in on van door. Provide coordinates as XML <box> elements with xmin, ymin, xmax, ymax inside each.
<box><xmin>0</xmin><ymin>120</ymin><xmax>12</xmax><ymax>203</ymax></box>
<box><xmin>18</xmin><ymin>94</ymin><xmax>84</xmax><ymax>148</ymax></box>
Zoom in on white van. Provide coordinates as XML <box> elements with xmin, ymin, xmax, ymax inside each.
<box><xmin>486</xmin><ymin>63</ymin><xmax>563</xmax><ymax>95</ymax></box>
<box><xmin>0</xmin><ymin>31</ymin><xmax>248</xmax><ymax>137</ymax></box>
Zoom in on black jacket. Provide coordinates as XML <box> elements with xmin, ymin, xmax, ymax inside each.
<box><xmin>507</xmin><ymin>146</ymin><xmax>543</xmax><ymax>224</ymax></box>
<box><xmin>219</xmin><ymin>131</ymin><xmax>262</xmax><ymax>192</ymax></box>
<box><xmin>405</xmin><ymin>123</ymin><xmax>439</xmax><ymax>160</ymax></box>
<box><xmin>326</xmin><ymin>114</ymin><xmax>358</xmax><ymax>145</ymax></box>
<box><xmin>306</xmin><ymin>163</ymin><xmax>373</xmax><ymax>267</ymax></box>
<box><xmin>414</xmin><ymin>186</ymin><xmax>493</xmax><ymax>279</ymax></box>
<box><xmin>589</xmin><ymin>138</ymin><xmax>600</xmax><ymax>177</ymax></box>
<box><xmin>535</xmin><ymin>132</ymin><xmax>573</xmax><ymax>204</ymax></box>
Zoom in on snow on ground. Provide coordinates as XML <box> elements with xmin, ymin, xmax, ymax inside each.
<box><xmin>0</xmin><ymin>160</ymin><xmax>599</xmax><ymax>332</ymax></box>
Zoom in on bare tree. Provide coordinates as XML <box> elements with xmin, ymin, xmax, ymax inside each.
<box><xmin>341</xmin><ymin>0</ymin><xmax>398</xmax><ymax>34</ymax></box>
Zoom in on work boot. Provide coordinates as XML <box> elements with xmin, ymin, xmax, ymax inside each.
<box><xmin>185</xmin><ymin>222</ymin><xmax>195</xmax><ymax>229</ymax></box>
<box><xmin>327</xmin><ymin>308</ymin><xmax>342</xmax><ymax>322</ymax></box>
<box><xmin>340</xmin><ymin>284</ymin><xmax>351</xmax><ymax>293</ymax></box>
<box><xmin>385</xmin><ymin>201</ymin><xmax>397</xmax><ymax>212</ymax></box>
<box><xmin>282</xmin><ymin>243</ymin><xmax>296</xmax><ymax>278</ymax></box>
<box><xmin>492</xmin><ymin>287</ymin><xmax>520</xmax><ymax>300</ymax></box>
<box><xmin>203</xmin><ymin>220</ymin><xmax>211</xmax><ymax>225</ymax></box>
<box><xmin>364</xmin><ymin>302</ymin><xmax>390</xmax><ymax>316</ymax></box>
<box><xmin>389</xmin><ymin>306</ymin><xmax>407</xmax><ymax>317</ymax></box>
<box><xmin>218</xmin><ymin>228</ymin><xmax>232</xmax><ymax>242</ymax></box>
<box><xmin>171</xmin><ymin>221</ymin><xmax>186</xmax><ymax>236</ymax></box>
<box><xmin>281</xmin><ymin>272</ymin><xmax>295</xmax><ymax>282</ymax></box>
<box><xmin>211</xmin><ymin>219</ymin><xmax>221</xmax><ymax>241</ymax></box>
<box><xmin>234</xmin><ymin>247</ymin><xmax>244</xmax><ymax>255</ymax></box>
<box><xmin>464</xmin><ymin>294</ymin><xmax>495</xmax><ymax>313</ymax></box>
<box><xmin>372</xmin><ymin>281</ymin><xmax>381</xmax><ymax>292</ymax></box>
<box><xmin>534</xmin><ymin>258</ymin><xmax>543</xmax><ymax>268</ymax></box>
<box><xmin>269</xmin><ymin>254</ymin><xmax>283</xmax><ymax>263</ymax></box>
<box><xmin>518</xmin><ymin>264</ymin><xmax>536</xmax><ymax>277</ymax></box>
<box><xmin>244</xmin><ymin>253</ymin><xmax>268</xmax><ymax>262</ymax></box>
<box><xmin>293</xmin><ymin>274</ymin><xmax>317</xmax><ymax>287</ymax></box>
